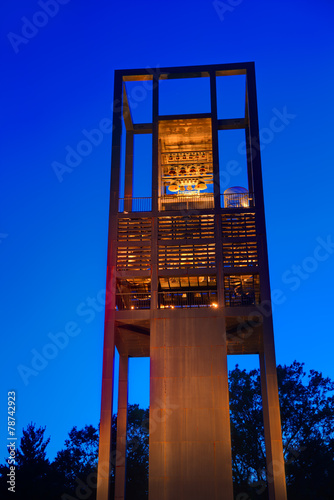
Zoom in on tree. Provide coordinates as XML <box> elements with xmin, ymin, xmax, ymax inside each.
<box><xmin>52</xmin><ymin>405</ymin><xmax>149</xmax><ymax>500</ymax></box>
<box><xmin>277</xmin><ymin>362</ymin><xmax>334</xmax><ymax>499</ymax></box>
<box><xmin>53</xmin><ymin>425</ymin><xmax>99</xmax><ymax>499</ymax></box>
<box><xmin>0</xmin><ymin>422</ymin><xmax>53</xmax><ymax>500</ymax></box>
<box><xmin>1</xmin><ymin>362</ymin><xmax>332</xmax><ymax>499</ymax></box>
<box><xmin>123</xmin><ymin>405</ymin><xmax>149</xmax><ymax>500</ymax></box>
<box><xmin>229</xmin><ymin>361</ymin><xmax>334</xmax><ymax>499</ymax></box>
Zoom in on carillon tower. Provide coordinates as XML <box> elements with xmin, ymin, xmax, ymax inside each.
<box><xmin>97</xmin><ymin>63</ymin><xmax>287</xmax><ymax>500</ymax></box>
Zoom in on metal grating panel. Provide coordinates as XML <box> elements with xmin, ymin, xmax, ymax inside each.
<box><xmin>158</xmin><ymin>215</ymin><xmax>215</xmax><ymax>240</ymax></box>
<box><xmin>117</xmin><ymin>218</ymin><xmax>152</xmax><ymax>241</ymax></box>
<box><xmin>221</xmin><ymin>213</ymin><xmax>256</xmax><ymax>238</ymax></box>
<box><xmin>117</xmin><ymin>246</ymin><xmax>151</xmax><ymax>271</ymax></box>
<box><xmin>224</xmin><ymin>274</ymin><xmax>260</xmax><ymax>306</ymax></box>
<box><xmin>222</xmin><ymin>241</ymin><xmax>258</xmax><ymax>267</ymax></box>
<box><xmin>158</xmin><ymin>243</ymin><xmax>216</xmax><ymax>270</ymax></box>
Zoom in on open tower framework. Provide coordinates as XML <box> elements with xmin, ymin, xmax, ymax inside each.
<box><xmin>97</xmin><ymin>62</ymin><xmax>287</xmax><ymax>500</ymax></box>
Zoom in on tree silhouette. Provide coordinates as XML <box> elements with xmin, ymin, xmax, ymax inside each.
<box><xmin>53</xmin><ymin>424</ymin><xmax>99</xmax><ymax>499</ymax></box>
<box><xmin>0</xmin><ymin>422</ymin><xmax>53</xmax><ymax>500</ymax></box>
<box><xmin>229</xmin><ymin>361</ymin><xmax>334</xmax><ymax>499</ymax></box>
<box><xmin>52</xmin><ymin>405</ymin><xmax>148</xmax><ymax>500</ymax></box>
<box><xmin>1</xmin><ymin>363</ymin><xmax>333</xmax><ymax>499</ymax></box>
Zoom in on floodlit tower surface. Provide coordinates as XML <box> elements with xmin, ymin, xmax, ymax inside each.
<box><xmin>97</xmin><ymin>63</ymin><xmax>287</xmax><ymax>500</ymax></box>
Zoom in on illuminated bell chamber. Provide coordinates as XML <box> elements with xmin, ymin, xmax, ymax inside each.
<box><xmin>224</xmin><ymin>186</ymin><xmax>249</xmax><ymax>208</ymax></box>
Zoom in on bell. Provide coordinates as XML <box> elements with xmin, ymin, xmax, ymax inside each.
<box><xmin>189</xmin><ymin>166</ymin><xmax>196</xmax><ymax>174</ymax></box>
<box><xmin>179</xmin><ymin>185</ymin><xmax>185</xmax><ymax>191</ymax></box>
<box><xmin>169</xmin><ymin>183</ymin><xmax>178</xmax><ymax>192</ymax></box>
<box><xmin>168</xmin><ymin>154</ymin><xmax>173</xmax><ymax>161</ymax></box>
<box><xmin>187</xmin><ymin>185</ymin><xmax>192</xmax><ymax>191</ymax></box>
<box><xmin>182</xmin><ymin>153</ymin><xmax>186</xmax><ymax>159</ymax></box>
<box><xmin>168</xmin><ymin>168</ymin><xmax>176</xmax><ymax>176</ymax></box>
<box><xmin>179</xmin><ymin>167</ymin><xmax>186</xmax><ymax>175</ymax></box>
<box><xmin>199</xmin><ymin>167</ymin><xmax>206</xmax><ymax>174</ymax></box>
<box><xmin>196</xmin><ymin>182</ymin><xmax>207</xmax><ymax>190</ymax></box>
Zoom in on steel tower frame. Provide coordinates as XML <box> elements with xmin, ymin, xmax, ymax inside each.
<box><xmin>96</xmin><ymin>62</ymin><xmax>287</xmax><ymax>500</ymax></box>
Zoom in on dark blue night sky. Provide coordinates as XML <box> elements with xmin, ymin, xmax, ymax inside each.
<box><xmin>1</xmin><ymin>0</ymin><xmax>334</xmax><ymax>459</ymax></box>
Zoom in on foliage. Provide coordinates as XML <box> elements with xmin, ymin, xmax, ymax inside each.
<box><xmin>0</xmin><ymin>422</ymin><xmax>52</xmax><ymax>500</ymax></box>
<box><xmin>53</xmin><ymin>424</ymin><xmax>99</xmax><ymax>499</ymax></box>
<box><xmin>229</xmin><ymin>361</ymin><xmax>334</xmax><ymax>499</ymax></box>
<box><xmin>123</xmin><ymin>405</ymin><xmax>149</xmax><ymax>500</ymax></box>
<box><xmin>1</xmin><ymin>363</ymin><xmax>333</xmax><ymax>499</ymax></box>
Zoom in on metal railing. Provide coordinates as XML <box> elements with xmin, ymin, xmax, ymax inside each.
<box><xmin>158</xmin><ymin>290</ymin><xmax>218</xmax><ymax>309</ymax></box>
<box><xmin>118</xmin><ymin>193</ymin><xmax>254</xmax><ymax>212</ymax></box>
<box><xmin>115</xmin><ymin>290</ymin><xmax>219</xmax><ymax>310</ymax></box>
<box><xmin>159</xmin><ymin>194</ymin><xmax>214</xmax><ymax>211</ymax></box>
<box><xmin>118</xmin><ymin>197</ymin><xmax>152</xmax><ymax>213</ymax></box>
<box><xmin>116</xmin><ymin>293</ymin><xmax>151</xmax><ymax>310</ymax></box>
<box><xmin>221</xmin><ymin>192</ymin><xmax>254</xmax><ymax>209</ymax></box>
<box><xmin>224</xmin><ymin>289</ymin><xmax>260</xmax><ymax>307</ymax></box>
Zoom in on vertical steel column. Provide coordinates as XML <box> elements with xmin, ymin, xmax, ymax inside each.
<box><xmin>210</xmin><ymin>71</ymin><xmax>224</xmax><ymax>307</ymax></box>
<box><xmin>114</xmin><ymin>356</ymin><xmax>129</xmax><ymax>500</ymax></box>
<box><xmin>151</xmin><ymin>75</ymin><xmax>159</xmax><ymax>310</ymax></box>
<box><xmin>124</xmin><ymin>131</ymin><xmax>134</xmax><ymax>212</ymax></box>
<box><xmin>97</xmin><ymin>71</ymin><xmax>123</xmax><ymax>500</ymax></box>
<box><xmin>244</xmin><ymin>87</ymin><xmax>255</xmax><ymax>206</ymax></box>
<box><xmin>260</xmin><ymin>337</ymin><xmax>287</xmax><ymax>500</ymax></box>
<box><xmin>246</xmin><ymin>63</ymin><xmax>287</xmax><ymax>500</ymax></box>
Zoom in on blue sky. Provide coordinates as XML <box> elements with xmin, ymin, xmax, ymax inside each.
<box><xmin>1</xmin><ymin>0</ymin><xmax>334</xmax><ymax>460</ymax></box>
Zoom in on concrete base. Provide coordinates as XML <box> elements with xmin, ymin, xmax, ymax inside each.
<box><xmin>149</xmin><ymin>310</ymin><xmax>234</xmax><ymax>500</ymax></box>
